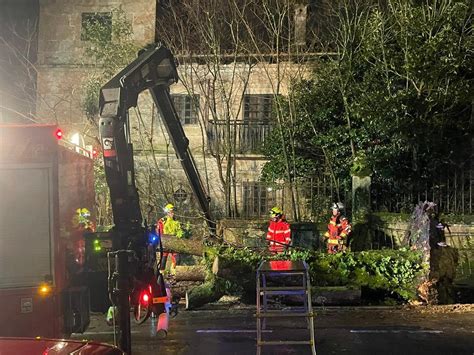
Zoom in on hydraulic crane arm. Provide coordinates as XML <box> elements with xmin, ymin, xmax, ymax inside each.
<box><xmin>98</xmin><ymin>45</ymin><xmax>214</xmax><ymax>240</ymax></box>
<box><xmin>97</xmin><ymin>45</ymin><xmax>214</xmax><ymax>353</ymax></box>
<box><xmin>150</xmin><ymin>86</ymin><xmax>215</xmax><ymax>232</ymax></box>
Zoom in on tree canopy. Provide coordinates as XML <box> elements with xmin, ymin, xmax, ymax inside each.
<box><xmin>262</xmin><ymin>0</ymin><xmax>473</xmax><ymax>193</ymax></box>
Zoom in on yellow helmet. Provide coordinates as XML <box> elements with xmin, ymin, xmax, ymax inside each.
<box><xmin>269</xmin><ymin>206</ymin><xmax>283</xmax><ymax>217</ymax></box>
<box><xmin>164</xmin><ymin>203</ymin><xmax>174</xmax><ymax>213</ymax></box>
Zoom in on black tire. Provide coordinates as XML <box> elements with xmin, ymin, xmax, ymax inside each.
<box><xmin>133</xmin><ymin>297</ymin><xmax>152</xmax><ymax>324</ymax></box>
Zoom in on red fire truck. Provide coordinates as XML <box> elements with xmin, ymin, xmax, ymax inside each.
<box><xmin>0</xmin><ymin>124</ymin><xmax>95</xmax><ymax>338</ymax></box>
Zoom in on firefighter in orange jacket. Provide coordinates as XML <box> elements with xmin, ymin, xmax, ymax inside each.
<box><xmin>324</xmin><ymin>202</ymin><xmax>351</xmax><ymax>254</ymax></box>
<box><xmin>266</xmin><ymin>207</ymin><xmax>291</xmax><ymax>254</ymax></box>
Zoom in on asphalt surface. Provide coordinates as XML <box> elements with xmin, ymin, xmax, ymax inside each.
<box><xmin>74</xmin><ymin>305</ymin><xmax>474</xmax><ymax>355</ymax></box>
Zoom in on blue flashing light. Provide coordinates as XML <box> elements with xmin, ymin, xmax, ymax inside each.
<box><xmin>148</xmin><ymin>231</ymin><xmax>160</xmax><ymax>245</ymax></box>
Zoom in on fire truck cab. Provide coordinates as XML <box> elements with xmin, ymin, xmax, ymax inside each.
<box><xmin>0</xmin><ymin>124</ymin><xmax>94</xmax><ymax>338</ymax></box>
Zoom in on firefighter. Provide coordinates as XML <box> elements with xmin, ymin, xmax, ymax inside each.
<box><xmin>324</xmin><ymin>202</ymin><xmax>351</xmax><ymax>254</ymax></box>
<box><xmin>266</xmin><ymin>207</ymin><xmax>292</xmax><ymax>254</ymax></box>
<box><xmin>156</xmin><ymin>203</ymin><xmax>183</xmax><ymax>274</ymax></box>
<box><xmin>339</xmin><ymin>216</ymin><xmax>352</xmax><ymax>250</ymax></box>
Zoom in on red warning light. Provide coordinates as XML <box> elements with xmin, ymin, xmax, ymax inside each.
<box><xmin>141</xmin><ymin>292</ymin><xmax>150</xmax><ymax>304</ymax></box>
<box><xmin>92</xmin><ymin>148</ymin><xmax>99</xmax><ymax>158</ymax></box>
<box><xmin>55</xmin><ymin>129</ymin><xmax>63</xmax><ymax>140</ymax></box>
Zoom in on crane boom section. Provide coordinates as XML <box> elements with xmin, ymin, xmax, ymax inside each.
<box><xmin>98</xmin><ymin>45</ymin><xmax>214</xmax><ymax>243</ymax></box>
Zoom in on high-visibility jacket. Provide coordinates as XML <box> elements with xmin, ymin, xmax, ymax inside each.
<box><xmin>326</xmin><ymin>216</ymin><xmax>340</xmax><ymax>239</ymax></box>
<box><xmin>339</xmin><ymin>218</ymin><xmax>352</xmax><ymax>239</ymax></box>
<box><xmin>324</xmin><ymin>215</ymin><xmax>351</xmax><ymax>252</ymax></box>
<box><xmin>157</xmin><ymin>216</ymin><xmax>183</xmax><ymax>238</ymax></box>
<box><xmin>266</xmin><ymin>218</ymin><xmax>291</xmax><ymax>253</ymax></box>
<box><xmin>156</xmin><ymin>216</ymin><xmax>183</xmax><ymax>271</ymax></box>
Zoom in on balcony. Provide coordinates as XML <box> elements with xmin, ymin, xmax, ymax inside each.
<box><xmin>206</xmin><ymin>120</ymin><xmax>273</xmax><ymax>155</ymax></box>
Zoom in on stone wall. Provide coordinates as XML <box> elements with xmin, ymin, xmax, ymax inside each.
<box><xmin>371</xmin><ymin>213</ymin><xmax>474</xmax><ymax>284</ymax></box>
<box><xmin>36</xmin><ymin>0</ymin><xmax>156</xmax><ymax>124</ymax></box>
<box><xmin>137</xmin><ymin>61</ymin><xmax>311</xmax><ymax>155</ymax></box>
<box><xmin>38</xmin><ymin>0</ymin><xmax>155</xmax><ymax>65</ymax></box>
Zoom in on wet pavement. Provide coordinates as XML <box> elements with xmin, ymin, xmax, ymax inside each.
<box><xmin>73</xmin><ymin>305</ymin><xmax>474</xmax><ymax>355</ymax></box>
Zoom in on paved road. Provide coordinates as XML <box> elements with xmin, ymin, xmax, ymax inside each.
<box><xmin>75</xmin><ymin>306</ymin><xmax>474</xmax><ymax>355</ymax></box>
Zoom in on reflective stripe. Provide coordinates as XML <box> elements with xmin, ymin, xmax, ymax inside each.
<box><xmin>271</xmin><ymin>230</ymin><xmax>290</xmax><ymax>234</ymax></box>
<box><xmin>330</xmin><ymin>221</ymin><xmax>337</xmax><ymax>225</ymax></box>
<box><xmin>153</xmin><ymin>296</ymin><xmax>169</xmax><ymax>304</ymax></box>
<box><xmin>328</xmin><ymin>239</ymin><xmax>340</xmax><ymax>244</ymax></box>
<box><xmin>340</xmin><ymin>232</ymin><xmax>347</xmax><ymax>237</ymax></box>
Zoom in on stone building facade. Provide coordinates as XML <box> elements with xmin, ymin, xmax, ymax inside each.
<box><xmin>33</xmin><ymin>0</ymin><xmax>310</xmax><ymax>220</ymax></box>
<box><xmin>36</xmin><ymin>0</ymin><xmax>156</xmax><ymax>127</ymax></box>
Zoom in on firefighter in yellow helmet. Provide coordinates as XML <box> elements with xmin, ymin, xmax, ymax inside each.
<box><xmin>156</xmin><ymin>203</ymin><xmax>183</xmax><ymax>274</ymax></box>
<box><xmin>266</xmin><ymin>206</ymin><xmax>291</xmax><ymax>253</ymax></box>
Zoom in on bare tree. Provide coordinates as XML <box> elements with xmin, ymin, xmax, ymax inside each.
<box><xmin>156</xmin><ymin>0</ymin><xmax>326</xmax><ymax>220</ymax></box>
<box><xmin>157</xmin><ymin>1</ymin><xmax>258</xmax><ymax>218</ymax></box>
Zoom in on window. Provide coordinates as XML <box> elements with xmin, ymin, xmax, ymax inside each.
<box><xmin>171</xmin><ymin>94</ymin><xmax>200</xmax><ymax>125</ymax></box>
<box><xmin>81</xmin><ymin>12</ymin><xmax>112</xmax><ymax>41</ymax></box>
<box><xmin>242</xmin><ymin>181</ymin><xmax>276</xmax><ymax>218</ymax></box>
<box><xmin>243</xmin><ymin>94</ymin><xmax>274</xmax><ymax>122</ymax></box>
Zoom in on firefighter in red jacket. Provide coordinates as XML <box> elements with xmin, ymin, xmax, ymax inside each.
<box><xmin>324</xmin><ymin>202</ymin><xmax>351</xmax><ymax>254</ymax></box>
<box><xmin>266</xmin><ymin>207</ymin><xmax>292</xmax><ymax>254</ymax></box>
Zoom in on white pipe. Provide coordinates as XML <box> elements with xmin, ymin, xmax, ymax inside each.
<box><xmin>156</xmin><ymin>310</ymin><xmax>169</xmax><ymax>338</ymax></box>
<box><xmin>156</xmin><ymin>286</ymin><xmax>172</xmax><ymax>338</ymax></box>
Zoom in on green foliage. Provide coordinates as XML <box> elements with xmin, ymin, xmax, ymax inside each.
<box><xmin>83</xmin><ymin>75</ymin><xmax>102</xmax><ymax>120</ymax></box>
<box><xmin>213</xmin><ymin>246</ymin><xmax>424</xmax><ymax>301</ymax></box>
<box><xmin>262</xmin><ymin>0</ymin><xmax>473</xmax><ymax>192</ymax></box>
<box><xmin>80</xmin><ymin>7</ymin><xmax>139</xmax><ymax>228</ymax></box>
<box><xmin>350</xmin><ymin>151</ymin><xmax>371</xmax><ymax>177</ymax></box>
<box><xmin>81</xmin><ymin>7</ymin><xmax>139</xmax><ymax>119</ymax></box>
<box><xmin>93</xmin><ymin>152</ymin><xmax>113</xmax><ymax>227</ymax></box>
<box><xmin>83</xmin><ymin>7</ymin><xmax>138</xmax><ymax>76</ymax></box>
<box><xmin>180</xmin><ymin>222</ymin><xmax>193</xmax><ymax>239</ymax></box>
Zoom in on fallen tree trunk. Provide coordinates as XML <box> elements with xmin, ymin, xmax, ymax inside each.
<box><xmin>161</xmin><ymin>234</ymin><xmax>204</xmax><ymax>256</ymax></box>
<box><xmin>211</xmin><ymin>256</ymin><xmax>234</xmax><ymax>279</ymax></box>
<box><xmin>211</xmin><ymin>256</ymin><xmax>256</xmax><ymax>303</ymax></box>
<box><xmin>185</xmin><ymin>280</ymin><xmax>225</xmax><ymax>310</ymax></box>
<box><xmin>171</xmin><ymin>281</ymin><xmax>202</xmax><ymax>299</ymax></box>
<box><xmin>175</xmin><ymin>265</ymin><xmax>207</xmax><ymax>282</ymax></box>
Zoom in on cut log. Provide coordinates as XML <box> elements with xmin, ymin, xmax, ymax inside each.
<box><xmin>171</xmin><ymin>281</ymin><xmax>202</xmax><ymax>299</ymax></box>
<box><xmin>185</xmin><ymin>281</ymin><xmax>225</xmax><ymax>310</ymax></box>
<box><xmin>160</xmin><ymin>234</ymin><xmax>204</xmax><ymax>256</ymax></box>
<box><xmin>211</xmin><ymin>256</ymin><xmax>234</xmax><ymax>279</ymax></box>
<box><xmin>211</xmin><ymin>256</ymin><xmax>256</xmax><ymax>303</ymax></box>
<box><xmin>312</xmin><ymin>286</ymin><xmax>361</xmax><ymax>306</ymax></box>
<box><xmin>175</xmin><ymin>265</ymin><xmax>207</xmax><ymax>282</ymax></box>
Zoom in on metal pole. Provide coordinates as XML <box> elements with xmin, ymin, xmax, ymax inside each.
<box><xmin>115</xmin><ymin>250</ymin><xmax>132</xmax><ymax>354</ymax></box>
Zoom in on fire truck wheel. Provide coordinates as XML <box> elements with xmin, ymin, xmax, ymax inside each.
<box><xmin>133</xmin><ymin>302</ymin><xmax>152</xmax><ymax>324</ymax></box>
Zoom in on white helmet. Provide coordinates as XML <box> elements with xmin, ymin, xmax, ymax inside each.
<box><xmin>331</xmin><ymin>202</ymin><xmax>345</xmax><ymax>211</ymax></box>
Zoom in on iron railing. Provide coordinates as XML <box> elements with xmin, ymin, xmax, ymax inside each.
<box><xmin>230</xmin><ymin>170</ymin><xmax>472</xmax><ymax>220</ymax></box>
<box><xmin>234</xmin><ymin>176</ymin><xmax>351</xmax><ymax>220</ymax></box>
<box><xmin>372</xmin><ymin>168</ymin><xmax>473</xmax><ymax>215</ymax></box>
<box><xmin>206</xmin><ymin>119</ymin><xmax>273</xmax><ymax>155</ymax></box>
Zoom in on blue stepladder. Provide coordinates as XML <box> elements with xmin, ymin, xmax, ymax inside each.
<box><xmin>256</xmin><ymin>260</ymin><xmax>316</xmax><ymax>355</ymax></box>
